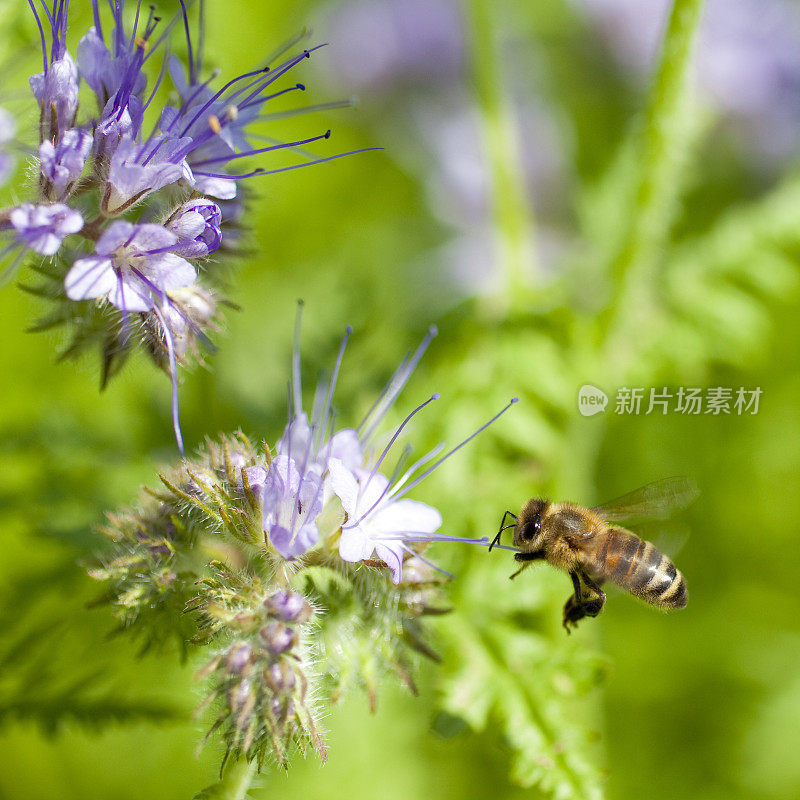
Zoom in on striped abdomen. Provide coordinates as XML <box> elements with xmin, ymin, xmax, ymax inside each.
<box><xmin>587</xmin><ymin>527</ymin><xmax>687</xmax><ymax>609</ymax></box>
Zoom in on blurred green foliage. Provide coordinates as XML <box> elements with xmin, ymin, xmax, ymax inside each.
<box><xmin>1</xmin><ymin>0</ymin><xmax>800</xmax><ymax>798</ymax></box>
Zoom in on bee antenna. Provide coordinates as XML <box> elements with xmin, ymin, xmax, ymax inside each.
<box><xmin>489</xmin><ymin>511</ymin><xmax>517</xmax><ymax>552</ymax></box>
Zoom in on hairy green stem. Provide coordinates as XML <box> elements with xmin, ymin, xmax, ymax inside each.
<box><xmin>600</xmin><ymin>0</ymin><xmax>706</xmax><ymax>369</ymax></box>
<box><xmin>464</xmin><ymin>0</ymin><xmax>538</xmax><ymax>313</ymax></box>
<box><xmin>219</xmin><ymin>758</ymin><xmax>257</xmax><ymax>800</ymax></box>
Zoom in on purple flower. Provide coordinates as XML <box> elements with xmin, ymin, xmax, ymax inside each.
<box><xmin>284</xmin><ymin>308</ymin><xmax>517</xmax><ymax>583</ymax></box>
<box><xmin>77</xmin><ymin>25</ymin><xmax>147</xmax><ymax>109</ymax></box>
<box><xmin>103</xmin><ymin>135</ymin><xmax>193</xmax><ymax>215</ymax></box>
<box><xmin>245</xmin><ymin>454</ymin><xmax>325</xmax><ymax>560</ymax></box>
<box><xmin>30</xmin><ymin>54</ymin><xmax>80</xmax><ymax>140</ymax></box>
<box><xmin>165</xmin><ymin>199</ymin><xmax>223</xmax><ymax>258</ymax></box>
<box><xmin>9</xmin><ymin>203</ymin><xmax>83</xmax><ymax>255</ymax></box>
<box><xmin>64</xmin><ymin>222</ymin><xmax>196</xmax><ymax>312</ymax></box>
<box><xmin>28</xmin><ymin>0</ymin><xmax>79</xmax><ymax>142</ymax></box>
<box><xmin>39</xmin><ymin>128</ymin><xmax>92</xmax><ymax>200</ymax></box>
<box><xmin>329</xmin><ymin>458</ymin><xmax>443</xmax><ymax>584</ymax></box>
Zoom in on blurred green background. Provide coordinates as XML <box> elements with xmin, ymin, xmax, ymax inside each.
<box><xmin>1</xmin><ymin>0</ymin><xmax>800</xmax><ymax>798</ymax></box>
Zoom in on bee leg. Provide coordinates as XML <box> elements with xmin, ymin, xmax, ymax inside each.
<box><xmin>509</xmin><ymin>550</ymin><xmax>545</xmax><ymax>579</ymax></box>
<box><xmin>562</xmin><ymin>572</ymin><xmax>607</xmax><ymax>633</ymax></box>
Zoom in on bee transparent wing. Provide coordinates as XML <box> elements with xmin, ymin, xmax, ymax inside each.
<box><xmin>592</xmin><ymin>477</ymin><xmax>699</xmax><ymax>523</ymax></box>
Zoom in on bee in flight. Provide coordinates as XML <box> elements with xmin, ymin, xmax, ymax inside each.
<box><xmin>489</xmin><ymin>478</ymin><xmax>698</xmax><ymax>632</ymax></box>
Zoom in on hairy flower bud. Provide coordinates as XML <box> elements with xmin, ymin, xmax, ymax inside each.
<box><xmin>260</xmin><ymin>621</ymin><xmax>296</xmax><ymax>656</ymax></box>
<box><xmin>265</xmin><ymin>590</ymin><xmax>312</xmax><ymax>623</ymax></box>
<box><xmin>165</xmin><ymin>199</ymin><xmax>223</xmax><ymax>258</ymax></box>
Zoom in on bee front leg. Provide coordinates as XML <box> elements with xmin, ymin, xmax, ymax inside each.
<box><xmin>509</xmin><ymin>550</ymin><xmax>545</xmax><ymax>580</ymax></box>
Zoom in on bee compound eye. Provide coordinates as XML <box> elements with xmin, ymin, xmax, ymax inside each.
<box><xmin>522</xmin><ymin>521</ymin><xmax>537</xmax><ymax>541</ymax></box>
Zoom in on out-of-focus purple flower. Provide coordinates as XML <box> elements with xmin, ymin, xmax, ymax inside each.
<box><xmin>9</xmin><ymin>203</ymin><xmax>83</xmax><ymax>255</ymax></box>
<box><xmin>165</xmin><ymin>199</ymin><xmax>222</xmax><ymax>258</ymax></box>
<box><xmin>323</xmin><ymin>0</ymin><xmax>466</xmax><ymax>93</ymax></box>
<box><xmin>64</xmin><ymin>222</ymin><xmax>196</xmax><ymax>312</ymax></box>
<box><xmin>244</xmin><ymin>454</ymin><xmax>324</xmax><ymax>560</ymax></box>
<box><xmin>39</xmin><ymin>128</ymin><xmax>92</xmax><ymax>200</ymax></box>
<box><xmin>0</xmin><ymin>107</ymin><xmax>14</xmax><ymax>186</ymax></box>
<box><xmin>576</xmin><ymin>0</ymin><xmax>800</xmax><ymax>160</ymax></box>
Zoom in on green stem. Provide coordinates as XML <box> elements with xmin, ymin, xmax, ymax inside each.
<box><xmin>600</xmin><ymin>0</ymin><xmax>706</xmax><ymax>370</ymax></box>
<box><xmin>464</xmin><ymin>0</ymin><xmax>538</xmax><ymax>313</ymax></box>
<box><xmin>219</xmin><ymin>758</ymin><xmax>258</xmax><ymax>800</ymax></box>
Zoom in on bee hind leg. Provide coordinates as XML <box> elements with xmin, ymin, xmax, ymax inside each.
<box><xmin>562</xmin><ymin>572</ymin><xmax>607</xmax><ymax>633</ymax></box>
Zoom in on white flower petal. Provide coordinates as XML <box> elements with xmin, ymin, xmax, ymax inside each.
<box><xmin>64</xmin><ymin>256</ymin><xmax>117</xmax><ymax>300</ymax></box>
<box><xmin>328</xmin><ymin>458</ymin><xmax>360</xmax><ymax>517</ymax></box>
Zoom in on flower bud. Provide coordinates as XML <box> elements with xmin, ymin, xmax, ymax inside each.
<box><xmin>226</xmin><ymin>642</ymin><xmax>253</xmax><ymax>675</ymax></box>
<box><xmin>165</xmin><ymin>199</ymin><xmax>222</xmax><ymax>257</ymax></box>
<box><xmin>265</xmin><ymin>590</ymin><xmax>312</xmax><ymax>623</ymax></box>
<box><xmin>260</xmin><ymin>621</ymin><xmax>296</xmax><ymax>656</ymax></box>
<box><xmin>264</xmin><ymin>660</ymin><xmax>296</xmax><ymax>694</ymax></box>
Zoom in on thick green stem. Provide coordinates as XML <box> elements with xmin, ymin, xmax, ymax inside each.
<box><xmin>600</xmin><ymin>0</ymin><xmax>706</xmax><ymax>370</ymax></box>
<box><xmin>218</xmin><ymin>758</ymin><xmax>258</xmax><ymax>800</ymax></box>
<box><xmin>464</xmin><ymin>0</ymin><xmax>538</xmax><ymax>313</ymax></box>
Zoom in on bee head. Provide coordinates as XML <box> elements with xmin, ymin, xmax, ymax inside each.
<box><xmin>513</xmin><ymin>498</ymin><xmax>549</xmax><ymax>550</ymax></box>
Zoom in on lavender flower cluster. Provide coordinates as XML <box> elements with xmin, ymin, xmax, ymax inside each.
<box><xmin>0</xmin><ymin>1</ymin><xmax>359</xmax><ymax>449</ymax></box>
<box><xmin>92</xmin><ymin>315</ymin><xmax>515</xmax><ymax>766</ymax></box>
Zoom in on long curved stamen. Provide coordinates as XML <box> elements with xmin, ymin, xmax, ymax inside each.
<box><xmin>189</xmin><ymin>130</ymin><xmax>330</xmax><ymax>167</ymax></box>
<box><xmin>129</xmin><ymin>0</ymin><xmax>142</xmax><ymax>50</ymax></box>
<box><xmin>388</xmin><ymin>442</ymin><xmax>446</xmax><ymax>496</ymax></box>
<box><xmin>379</xmin><ymin>533</ymin><xmax>490</xmax><ymax>545</ymax></box>
<box><xmin>259</xmin><ymin>99</ymin><xmax>353</xmax><ymax>123</ymax></box>
<box><xmin>237</xmin><ymin>83</ymin><xmax>306</xmax><ymax>113</ymax></box>
<box><xmin>292</xmin><ymin>300</ymin><xmax>304</xmax><ymax>419</ymax></box>
<box><xmin>141</xmin><ymin>51</ymin><xmax>169</xmax><ymax>113</ymax></box>
<box><xmin>357</xmin><ymin>394</ymin><xmax>439</xmax><ymax>503</ymax></box>
<box><xmin>359</xmin><ymin>325</ymin><xmax>437</xmax><ymax>441</ymax></box>
<box><xmin>344</xmin><ymin>394</ymin><xmax>439</xmax><ymax>529</ymax></box>
<box><xmin>316</xmin><ymin>326</ymin><xmax>351</xmax><ymax>452</ymax></box>
<box><xmin>150</xmin><ymin>303</ymin><xmax>184</xmax><ymax>454</ymax></box>
<box><xmin>177</xmin><ymin>0</ymin><xmax>195</xmax><ymax>85</ymax></box>
<box><xmin>178</xmin><ymin>67</ymin><xmax>270</xmax><ymax>137</ymax></box>
<box><xmin>28</xmin><ymin>0</ymin><xmax>49</xmax><ymax>73</ymax></box>
<box><xmin>389</xmin><ymin>398</ymin><xmax>519</xmax><ymax>503</ymax></box>
<box><xmin>399</xmin><ymin>542</ymin><xmax>454</xmax><ymax>579</ymax></box>
<box><xmin>191</xmin><ymin>147</ymin><xmax>382</xmax><ymax>181</ymax></box>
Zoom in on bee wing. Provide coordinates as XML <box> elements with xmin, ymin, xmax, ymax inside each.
<box><xmin>592</xmin><ymin>477</ymin><xmax>699</xmax><ymax>523</ymax></box>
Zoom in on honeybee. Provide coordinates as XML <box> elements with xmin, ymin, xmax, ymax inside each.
<box><xmin>489</xmin><ymin>478</ymin><xmax>698</xmax><ymax>632</ymax></box>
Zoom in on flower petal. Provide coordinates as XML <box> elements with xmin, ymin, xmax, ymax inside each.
<box><xmin>64</xmin><ymin>256</ymin><xmax>117</xmax><ymax>300</ymax></box>
<box><xmin>328</xmin><ymin>458</ymin><xmax>360</xmax><ymax>517</ymax></box>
